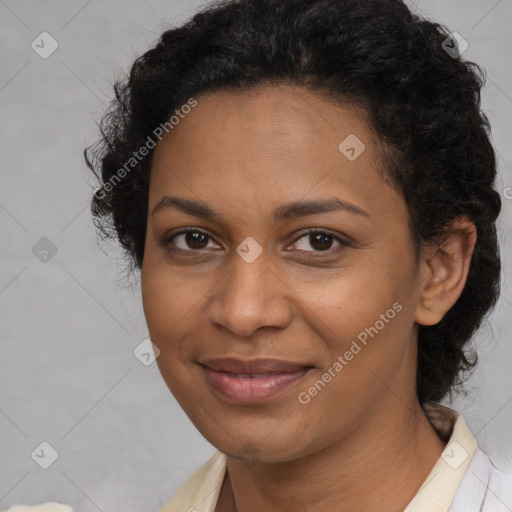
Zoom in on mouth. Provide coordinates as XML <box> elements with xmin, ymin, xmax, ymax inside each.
<box><xmin>198</xmin><ymin>357</ymin><xmax>314</xmax><ymax>404</ymax></box>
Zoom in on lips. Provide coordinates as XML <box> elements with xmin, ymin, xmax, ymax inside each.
<box><xmin>200</xmin><ymin>357</ymin><xmax>311</xmax><ymax>374</ymax></box>
<box><xmin>198</xmin><ymin>357</ymin><xmax>313</xmax><ymax>403</ymax></box>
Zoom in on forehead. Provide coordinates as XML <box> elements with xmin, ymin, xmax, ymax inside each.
<box><xmin>149</xmin><ymin>84</ymin><xmax>404</xmax><ymax>225</ymax></box>
<box><xmin>156</xmin><ymin>84</ymin><xmax>374</xmax><ymax>157</ymax></box>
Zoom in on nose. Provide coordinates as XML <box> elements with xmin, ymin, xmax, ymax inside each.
<box><xmin>206</xmin><ymin>247</ymin><xmax>293</xmax><ymax>338</ymax></box>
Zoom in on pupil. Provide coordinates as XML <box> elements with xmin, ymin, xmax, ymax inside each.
<box><xmin>311</xmin><ymin>233</ymin><xmax>332</xmax><ymax>251</ymax></box>
<box><xmin>187</xmin><ymin>231</ymin><xmax>207</xmax><ymax>249</ymax></box>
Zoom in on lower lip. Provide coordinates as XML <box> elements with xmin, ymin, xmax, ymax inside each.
<box><xmin>201</xmin><ymin>366</ymin><xmax>312</xmax><ymax>404</ymax></box>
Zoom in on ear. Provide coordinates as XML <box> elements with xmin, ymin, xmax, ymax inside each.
<box><xmin>414</xmin><ymin>216</ymin><xmax>477</xmax><ymax>327</ymax></box>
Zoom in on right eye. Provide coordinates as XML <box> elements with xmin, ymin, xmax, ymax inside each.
<box><xmin>163</xmin><ymin>228</ymin><xmax>221</xmax><ymax>253</ymax></box>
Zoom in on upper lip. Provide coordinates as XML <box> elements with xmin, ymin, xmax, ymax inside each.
<box><xmin>199</xmin><ymin>357</ymin><xmax>312</xmax><ymax>374</ymax></box>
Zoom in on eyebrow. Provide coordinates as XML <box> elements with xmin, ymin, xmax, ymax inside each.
<box><xmin>152</xmin><ymin>195</ymin><xmax>369</xmax><ymax>220</ymax></box>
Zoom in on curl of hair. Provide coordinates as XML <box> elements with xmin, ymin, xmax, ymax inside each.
<box><xmin>85</xmin><ymin>0</ymin><xmax>501</xmax><ymax>403</ymax></box>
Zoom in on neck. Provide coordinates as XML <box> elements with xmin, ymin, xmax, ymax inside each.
<box><xmin>218</xmin><ymin>398</ymin><xmax>446</xmax><ymax>512</ymax></box>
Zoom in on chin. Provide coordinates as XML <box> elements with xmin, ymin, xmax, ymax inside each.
<box><xmin>212</xmin><ymin>432</ymin><xmax>310</xmax><ymax>465</ymax></box>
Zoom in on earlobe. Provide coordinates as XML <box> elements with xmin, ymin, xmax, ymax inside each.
<box><xmin>414</xmin><ymin>216</ymin><xmax>477</xmax><ymax>327</ymax></box>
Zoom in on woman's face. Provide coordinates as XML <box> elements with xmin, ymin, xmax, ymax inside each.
<box><xmin>141</xmin><ymin>84</ymin><xmax>427</xmax><ymax>463</ymax></box>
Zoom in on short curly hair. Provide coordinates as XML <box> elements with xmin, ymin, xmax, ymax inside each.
<box><xmin>85</xmin><ymin>0</ymin><xmax>501</xmax><ymax>404</ymax></box>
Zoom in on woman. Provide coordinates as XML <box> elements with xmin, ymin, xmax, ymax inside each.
<box><xmin>85</xmin><ymin>0</ymin><xmax>512</xmax><ymax>510</ymax></box>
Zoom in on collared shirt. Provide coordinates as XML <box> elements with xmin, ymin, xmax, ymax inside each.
<box><xmin>161</xmin><ymin>402</ymin><xmax>512</xmax><ymax>512</ymax></box>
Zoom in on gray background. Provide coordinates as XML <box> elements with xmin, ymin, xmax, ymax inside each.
<box><xmin>1</xmin><ymin>0</ymin><xmax>511</xmax><ymax>510</ymax></box>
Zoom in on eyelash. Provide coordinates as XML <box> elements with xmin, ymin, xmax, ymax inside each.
<box><xmin>161</xmin><ymin>228</ymin><xmax>351</xmax><ymax>256</ymax></box>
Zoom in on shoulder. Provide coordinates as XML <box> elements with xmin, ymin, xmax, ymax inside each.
<box><xmin>485</xmin><ymin>458</ymin><xmax>512</xmax><ymax>510</ymax></box>
<box><xmin>450</xmin><ymin>448</ymin><xmax>512</xmax><ymax>512</ymax></box>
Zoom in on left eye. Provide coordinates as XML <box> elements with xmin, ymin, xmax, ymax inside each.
<box><xmin>292</xmin><ymin>230</ymin><xmax>348</xmax><ymax>252</ymax></box>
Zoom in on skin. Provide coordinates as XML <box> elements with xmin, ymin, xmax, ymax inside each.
<box><xmin>141</xmin><ymin>83</ymin><xmax>477</xmax><ymax>512</ymax></box>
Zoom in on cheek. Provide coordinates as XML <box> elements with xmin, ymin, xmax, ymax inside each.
<box><xmin>290</xmin><ymin>251</ymin><xmax>416</xmax><ymax>369</ymax></box>
<box><xmin>141</xmin><ymin>259</ymin><xmax>186</xmax><ymax>343</ymax></box>
<box><xmin>293</xmin><ymin>260</ymin><xmax>404</xmax><ymax>329</ymax></box>
<box><xmin>141</xmin><ymin>258</ymin><xmax>218</xmax><ymax>371</ymax></box>
<box><xmin>142</xmin><ymin>239</ymin><xmax>193</xmax><ymax>317</ymax></box>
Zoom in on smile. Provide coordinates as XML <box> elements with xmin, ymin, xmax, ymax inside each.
<box><xmin>199</xmin><ymin>358</ymin><xmax>314</xmax><ymax>404</ymax></box>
